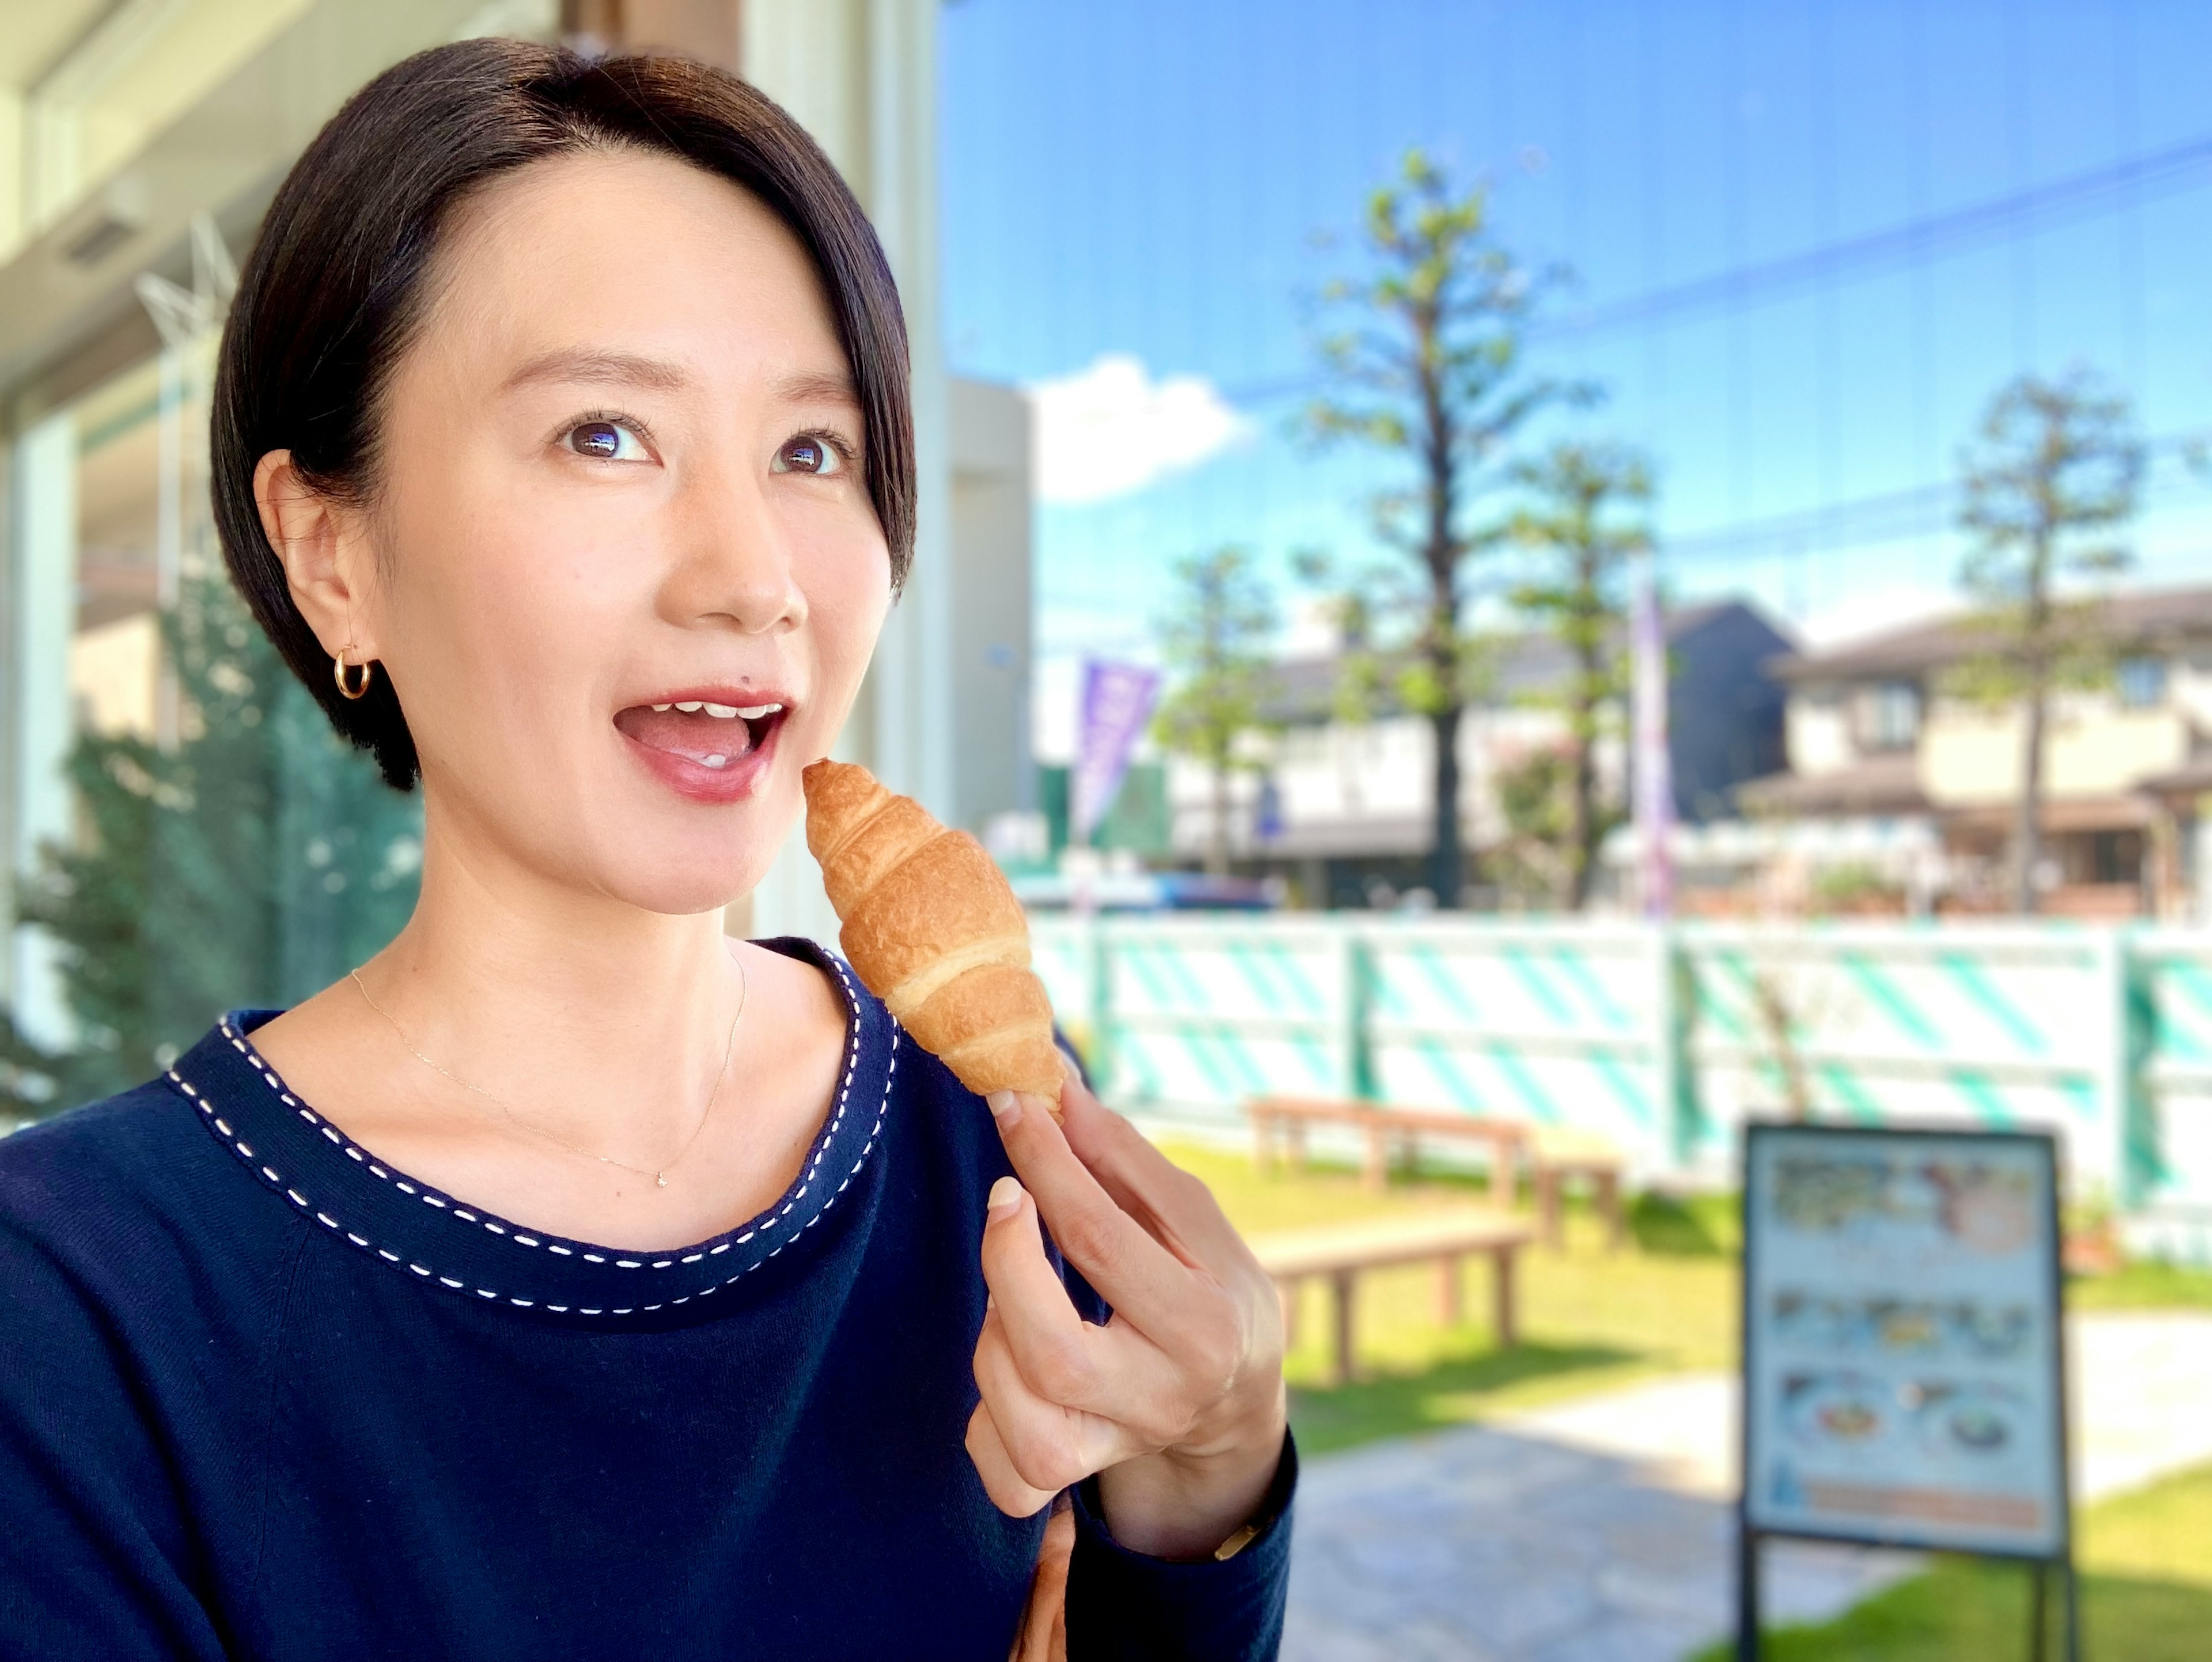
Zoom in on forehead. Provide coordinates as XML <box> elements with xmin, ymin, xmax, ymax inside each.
<box><xmin>411</xmin><ymin>146</ymin><xmax>850</xmax><ymax>388</ymax></box>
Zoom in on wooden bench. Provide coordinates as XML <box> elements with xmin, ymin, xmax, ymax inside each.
<box><xmin>1247</xmin><ymin>1207</ymin><xmax>1535</xmax><ymax>1386</ymax></box>
<box><xmin>1248</xmin><ymin>1096</ymin><xmax>1626</xmax><ymax>1251</ymax></box>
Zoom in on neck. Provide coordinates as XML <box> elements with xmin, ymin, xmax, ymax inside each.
<box><xmin>360</xmin><ymin>792</ymin><xmax>743</xmax><ymax>1158</ymax></box>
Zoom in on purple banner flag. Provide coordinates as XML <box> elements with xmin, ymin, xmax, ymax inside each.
<box><xmin>1630</xmin><ymin>567</ymin><xmax>1674</xmax><ymax>918</ymax></box>
<box><xmin>1072</xmin><ymin>660</ymin><xmax>1161</xmax><ymax>846</ymax></box>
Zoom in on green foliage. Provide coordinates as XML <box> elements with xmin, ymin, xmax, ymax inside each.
<box><xmin>1</xmin><ymin>573</ymin><xmax>421</xmax><ymax>1120</ymax></box>
<box><xmin>1491</xmin><ymin>743</ymin><xmax>1627</xmax><ymax>905</ymax></box>
<box><xmin>1303</xmin><ymin>150</ymin><xmax>1589</xmax><ymax>713</ymax></box>
<box><xmin>1947</xmin><ymin>369</ymin><xmax>2143</xmax><ymax>709</ymax></box>
<box><xmin>1809</xmin><ymin>862</ymin><xmax>1906</xmax><ymax>914</ymax></box>
<box><xmin>1152</xmin><ymin>548</ymin><xmax>1280</xmax><ymax>872</ymax></box>
<box><xmin>1504</xmin><ymin>440</ymin><xmax>1652</xmax><ymax>908</ymax></box>
<box><xmin>1948</xmin><ymin>368</ymin><xmax>2143</xmax><ymax>912</ymax></box>
<box><xmin>1152</xmin><ymin>546</ymin><xmax>1281</xmax><ymax>774</ymax></box>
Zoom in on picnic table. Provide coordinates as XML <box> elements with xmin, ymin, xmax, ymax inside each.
<box><xmin>1247</xmin><ymin>1206</ymin><xmax>1534</xmax><ymax>1385</ymax></box>
<box><xmin>1248</xmin><ymin>1096</ymin><xmax>1627</xmax><ymax>1251</ymax></box>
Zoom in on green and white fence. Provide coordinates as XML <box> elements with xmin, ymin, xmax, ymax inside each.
<box><xmin>1029</xmin><ymin>916</ymin><xmax>2212</xmax><ymax>1263</ymax></box>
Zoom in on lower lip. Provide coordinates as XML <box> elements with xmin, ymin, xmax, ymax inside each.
<box><xmin>619</xmin><ymin>715</ymin><xmax>783</xmax><ymax>805</ymax></box>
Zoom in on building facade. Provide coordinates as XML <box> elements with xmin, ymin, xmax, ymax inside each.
<box><xmin>1740</xmin><ymin>585</ymin><xmax>2212</xmax><ymax>918</ymax></box>
<box><xmin>1162</xmin><ymin>599</ymin><xmax>1794</xmax><ymax>908</ymax></box>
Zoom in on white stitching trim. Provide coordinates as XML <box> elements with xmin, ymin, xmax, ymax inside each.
<box><xmin>175</xmin><ymin>960</ymin><xmax>891</xmax><ymax>1319</ymax></box>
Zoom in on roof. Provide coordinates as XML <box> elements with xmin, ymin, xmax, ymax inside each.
<box><xmin>1774</xmin><ymin>583</ymin><xmax>2212</xmax><ymax>684</ymax></box>
<box><xmin>1736</xmin><ymin>754</ymin><xmax>1929</xmax><ymax>817</ymax></box>
<box><xmin>1264</xmin><ymin>600</ymin><xmax>1781</xmax><ymax>725</ymax></box>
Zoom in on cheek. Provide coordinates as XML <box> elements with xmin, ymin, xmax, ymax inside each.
<box><xmin>798</xmin><ymin>527</ymin><xmax>893</xmax><ymax>728</ymax></box>
<box><xmin>376</xmin><ymin>465</ymin><xmax>641</xmax><ymax>745</ymax></box>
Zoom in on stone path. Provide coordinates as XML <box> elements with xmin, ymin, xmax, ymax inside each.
<box><xmin>1281</xmin><ymin>1312</ymin><xmax>2212</xmax><ymax>1662</ymax></box>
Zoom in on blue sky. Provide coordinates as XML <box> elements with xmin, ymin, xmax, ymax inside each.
<box><xmin>939</xmin><ymin>0</ymin><xmax>2212</xmax><ymax>752</ymax></box>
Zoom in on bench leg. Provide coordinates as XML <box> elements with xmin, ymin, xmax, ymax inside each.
<box><xmin>1363</xmin><ymin>1128</ymin><xmax>1387</xmax><ymax>1193</ymax></box>
<box><xmin>1253</xmin><ymin>1118</ymin><xmax>1272</xmax><ymax>1173</ymax></box>
<box><xmin>1329</xmin><ymin>1269</ymin><xmax>1358</xmax><ymax>1385</ymax></box>
<box><xmin>1491</xmin><ymin>1246</ymin><xmax>1518</xmax><ymax>1349</ymax></box>
<box><xmin>1290</xmin><ymin>1120</ymin><xmax>1308</xmax><ymax>1173</ymax></box>
<box><xmin>1437</xmin><ymin>1254</ymin><xmax>1463</xmax><ymax>1327</ymax></box>
<box><xmin>1600</xmin><ymin>1169</ymin><xmax>1624</xmax><ymax>1252</ymax></box>
<box><xmin>1276</xmin><ymin>1278</ymin><xmax>1300</xmax><ymax>1351</ymax></box>
<box><xmin>1538</xmin><ymin>1167</ymin><xmax>1565</xmax><ymax>1250</ymax></box>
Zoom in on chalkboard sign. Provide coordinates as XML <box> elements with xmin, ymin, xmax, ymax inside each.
<box><xmin>1741</xmin><ymin>1122</ymin><xmax>2069</xmax><ymax>1559</ymax></box>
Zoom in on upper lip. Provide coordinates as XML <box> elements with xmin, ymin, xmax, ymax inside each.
<box><xmin>622</xmin><ymin>686</ymin><xmax>795</xmax><ymax>718</ymax></box>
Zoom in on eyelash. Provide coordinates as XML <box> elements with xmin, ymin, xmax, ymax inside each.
<box><xmin>563</xmin><ymin>409</ymin><xmax>655</xmax><ymax>461</ymax></box>
<box><xmin>556</xmin><ymin>412</ymin><xmax>861</xmax><ymax>473</ymax></box>
<box><xmin>783</xmin><ymin>429</ymin><xmax>859</xmax><ymax>472</ymax></box>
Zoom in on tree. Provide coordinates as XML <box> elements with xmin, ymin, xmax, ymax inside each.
<box><xmin>2</xmin><ymin>571</ymin><xmax>422</xmax><ymax>1120</ymax></box>
<box><xmin>1306</xmin><ymin>149</ymin><xmax>1587</xmax><ymax>907</ymax></box>
<box><xmin>1506</xmin><ymin>441</ymin><xmax>1653</xmax><ymax>910</ymax></box>
<box><xmin>1152</xmin><ymin>548</ymin><xmax>1279</xmax><ymax>877</ymax></box>
<box><xmin>1953</xmin><ymin>369</ymin><xmax>2143</xmax><ymax>914</ymax></box>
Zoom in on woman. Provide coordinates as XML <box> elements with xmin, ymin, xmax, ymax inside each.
<box><xmin>0</xmin><ymin>40</ymin><xmax>1289</xmax><ymax>1661</ymax></box>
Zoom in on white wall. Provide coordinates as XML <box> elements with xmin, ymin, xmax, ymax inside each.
<box><xmin>3</xmin><ymin>414</ymin><xmax>76</xmax><ymax>1045</ymax></box>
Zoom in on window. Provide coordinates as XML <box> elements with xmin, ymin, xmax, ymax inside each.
<box><xmin>1861</xmin><ymin>681</ymin><xmax>1921</xmax><ymax>751</ymax></box>
<box><xmin>2116</xmin><ymin>654</ymin><xmax>2167</xmax><ymax>710</ymax></box>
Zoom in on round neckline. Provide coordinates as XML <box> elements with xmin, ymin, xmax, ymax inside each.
<box><xmin>165</xmin><ymin>938</ymin><xmax>899</xmax><ymax>1324</ymax></box>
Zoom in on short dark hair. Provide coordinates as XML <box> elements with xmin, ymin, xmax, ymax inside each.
<box><xmin>211</xmin><ymin>39</ymin><xmax>914</xmax><ymax>789</ymax></box>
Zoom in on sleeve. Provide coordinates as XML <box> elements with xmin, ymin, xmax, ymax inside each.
<box><xmin>1063</xmin><ymin>1430</ymin><xmax>1297</xmax><ymax>1662</ymax></box>
<box><xmin>0</xmin><ymin>1213</ymin><xmax>233</xmax><ymax>1660</ymax></box>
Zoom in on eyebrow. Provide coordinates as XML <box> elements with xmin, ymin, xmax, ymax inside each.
<box><xmin>501</xmin><ymin>349</ymin><xmax>691</xmax><ymax>393</ymax></box>
<box><xmin>774</xmin><ymin>369</ymin><xmax>861</xmax><ymax>408</ymax></box>
<box><xmin>498</xmin><ymin>352</ymin><xmax>859</xmax><ymax>410</ymax></box>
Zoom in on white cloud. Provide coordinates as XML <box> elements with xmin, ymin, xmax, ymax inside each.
<box><xmin>1027</xmin><ymin>354</ymin><xmax>1247</xmax><ymax>505</ymax></box>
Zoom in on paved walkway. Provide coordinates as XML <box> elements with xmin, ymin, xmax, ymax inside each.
<box><xmin>1282</xmin><ymin>1312</ymin><xmax>2212</xmax><ymax>1662</ymax></box>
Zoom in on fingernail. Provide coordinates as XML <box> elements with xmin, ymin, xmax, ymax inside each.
<box><xmin>986</xmin><ymin>1090</ymin><xmax>1022</xmax><ymax>1128</ymax></box>
<box><xmin>987</xmin><ymin>1175</ymin><xmax>1022</xmax><ymax>1219</ymax></box>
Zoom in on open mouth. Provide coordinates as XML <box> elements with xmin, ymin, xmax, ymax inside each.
<box><xmin>613</xmin><ymin>697</ymin><xmax>789</xmax><ymax>774</ymax></box>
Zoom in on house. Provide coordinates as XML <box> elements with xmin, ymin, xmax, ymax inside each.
<box><xmin>1163</xmin><ymin>600</ymin><xmax>1795</xmax><ymax>907</ymax></box>
<box><xmin>1738</xmin><ymin>584</ymin><xmax>2212</xmax><ymax>918</ymax></box>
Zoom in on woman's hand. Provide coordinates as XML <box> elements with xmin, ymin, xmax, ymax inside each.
<box><xmin>965</xmin><ymin>1073</ymin><xmax>1287</xmax><ymax>1561</ymax></box>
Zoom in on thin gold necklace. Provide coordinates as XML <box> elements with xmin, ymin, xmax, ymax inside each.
<box><xmin>347</xmin><ymin>956</ymin><xmax>747</xmax><ymax>1189</ymax></box>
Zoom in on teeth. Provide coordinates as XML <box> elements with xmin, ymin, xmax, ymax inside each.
<box><xmin>675</xmin><ymin>701</ymin><xmax>704</xmax><ymax>713</ymax></box>
<box><xmin>702</xmin><ymin>702</ymin><xmax>738</xmax><ymax>718</ymax></box>
<box><xmin>736</xmin><ymin>703</ymin><xmax>783</xmax><ymax>719</ymax></box>
<box><xmin>702</xmin><ymin>755</ymin><xmax>729</xmax><ymax>768</ymax></box>
<box><xmin>651</xmin><ymin>703</ymin><xmax>672</xmax><ymax>712</ymax></box>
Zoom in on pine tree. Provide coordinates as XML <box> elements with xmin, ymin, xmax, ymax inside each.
<box><xmin>2</xmin><ymin>571</ymin><xmax>421</xmax><ymax>1120</ymax></box>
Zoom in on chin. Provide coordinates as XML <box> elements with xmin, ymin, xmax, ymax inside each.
<box><xmin>586</xmin><ymin>786</ymin><xmax>800</xmax><ymax>919</ymax></box>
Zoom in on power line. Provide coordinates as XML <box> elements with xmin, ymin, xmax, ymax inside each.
<box><xmin>1663</xmin><ymin>428</ymin><xmax>2212</xmax><ymax>566</ymax></box>
<box><xmin>1540</xmin><ymin>127</ymin><xmax>2212</xmax><ymax>342</ymax></box>
<box><xmin>1217</xmin><ymin>127</ymin><xmax>2212</xmax><ymax>407</ymax></box>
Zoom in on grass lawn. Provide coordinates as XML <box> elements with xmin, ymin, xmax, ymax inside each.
<box><xmin>1173</xmin><ymin>1136</ymin><xmax>2212</xmax><ymax>1460</ymax></box>
<box><xmin>1166</xmin><ymin>1140</ymin><xmax>1740</xmax><ymax>1454</ymax></box>
<box><xmin>1686</xmin><ymin>1459</ymin><xmax>2212</xmax><ymax>1661</ymax></box>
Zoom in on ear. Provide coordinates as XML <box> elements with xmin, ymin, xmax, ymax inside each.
<box><xmin>253</xmin><ymin>450</ymin><xmax>381</xmax><ymax>661</ymax></box>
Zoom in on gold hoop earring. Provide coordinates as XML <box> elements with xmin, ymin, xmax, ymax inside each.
<box><xmin>334</xmin><ymin>648</ymin><xmax>374</xmax><ymax>701</ymax></box>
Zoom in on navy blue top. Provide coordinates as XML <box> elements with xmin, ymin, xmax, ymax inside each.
<box><xmin>0</xmin><ymin>941</ymin><xmax>1290</xmax><ymax>1660</ymax></box>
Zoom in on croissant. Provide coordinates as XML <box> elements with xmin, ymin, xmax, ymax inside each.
<box><xmin>802</xmin><ymin>759</ymin><xmax>1066</xmax><ymax>1107</ymax></box>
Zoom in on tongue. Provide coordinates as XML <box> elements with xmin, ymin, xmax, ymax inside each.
<box><xmin>616</xmin><ymin>706</ymin><xmax>759</xmax><ymax>766</ymax></box>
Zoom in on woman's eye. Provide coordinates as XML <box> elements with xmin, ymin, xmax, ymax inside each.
<box><xmin>566</xmin><ymin>420</ymin><xmax>650</xmax><ymax>462</ymax></box>
<box><xmin>772</xmin><ymin>433</ymin><xmax>845</xmax><ymax>476</ymax></box>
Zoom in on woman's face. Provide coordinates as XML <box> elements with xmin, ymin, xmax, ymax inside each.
<box><xmin>291</xmin><ymin>148</ymin><xmax>893</xmax><ymax>914</ymax></box>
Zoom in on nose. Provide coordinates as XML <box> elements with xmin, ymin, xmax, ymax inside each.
<box><xmin>657</xmin><ymin>450</ymin><xmax>807</xmax><ymax>637</ymax></box>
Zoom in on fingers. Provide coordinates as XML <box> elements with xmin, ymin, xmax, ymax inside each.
<box><xmin>979</xmin><ymin>1179</ymin><xmax>1190</xmax><ymax>1442</ymax></box>
<box><xmin>965</xmin><ymin>1399</ymin><xmax>1058</xmax><ymax>1519</ymax></box>
<box><xmin>973</xmin><ymin>1308</ymin><xmax>1137</xmax><ymax>1483</ymax></box>
<box><xmin>986</xmin><ymin>1091</ymin><xmax>1194</xmax><ymax>1335</ymax></box>
<box><xmin>1057</xmin><ymin>1080</ymin><xmax>1249</xmax><ymax>1271</ymax></box>
<box><xmin>1006</xmin><ymin>1496</ymin><xmax>1075</xmax><ymax>1662</ymax></box>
